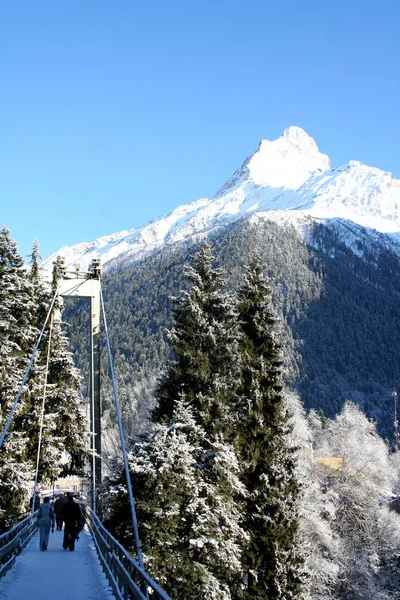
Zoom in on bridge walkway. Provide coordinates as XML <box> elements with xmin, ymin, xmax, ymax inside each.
<box><xmin>0</xmin><ymin>527</ymin><xmax>114</xmax><ymax>600</ymax></box>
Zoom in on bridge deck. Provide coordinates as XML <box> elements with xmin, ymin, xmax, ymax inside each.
<box><xmin>0</xmin><ymin>527</ymin><xmax>115</xmax><ymax>600</ymax></box>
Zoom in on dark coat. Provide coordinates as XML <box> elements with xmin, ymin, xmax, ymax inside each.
<box><xmin>54</xmin><ymin>496</ymin><xmax>66</xmax><ymax>516</ymax></box>
<box><xmin>60</xmin><ymin>498</ymin><xmax>81</xmax><ymax>526</ymax></box>
<box><xmin>29</xmin><ymin>495</ymin><xmax>40</xmax><ymax>510</ymax></box>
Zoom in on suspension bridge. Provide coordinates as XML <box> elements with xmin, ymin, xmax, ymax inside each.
<box><xmin>0</xmin><ymin>259</ymin><xmax>171</xmax><ymax>600</ymax></box>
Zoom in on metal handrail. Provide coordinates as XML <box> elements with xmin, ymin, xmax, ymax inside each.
<box><xmin>0</xmin><ymin>511</ymin><xmax>38</xmax><ymax>578</ymax></box>
<box><xmin>84</xmin><ymin>506</ymin><xmax>171</xmax><ymax>600</ymax></box>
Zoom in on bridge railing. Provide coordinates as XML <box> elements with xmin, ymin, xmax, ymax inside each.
<box><xmin>84</xmin><ymin>506</ymin><xmax>171</xmax><ymax>600</ymax></box>
<box><xmin>0</xmin><ymin>512</ymin><xmax>38</xmax><ymax>579</ymax></box>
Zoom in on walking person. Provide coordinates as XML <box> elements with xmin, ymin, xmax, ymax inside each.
<box><xmin>54</xmin><ymin>493</ymin><xmax>66</xmax><ymax>531</ymax></box>
<box><xmin>60</xmin><ymin>493</ymin><xmax>81</xmax><ymax>551</ymax></box>
<box><xmin>29</xmin><ymin>493</ymin><xmax>40</xmax><ymax>512</ymax></box>
<box><xmin>37</xmin><ymin>497</ymin><xmax>55</xmax><ymax>551</ymax></box>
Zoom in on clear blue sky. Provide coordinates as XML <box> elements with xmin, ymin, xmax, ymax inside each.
<box><xmin>1</xmin><ymin>0</ymin><xmax>399</xmax><ymax>261</ymax></box>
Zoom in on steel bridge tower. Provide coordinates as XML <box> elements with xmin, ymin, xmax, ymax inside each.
<box><xmin>57</xmin><ymin>257</ymin><xmax>102</xmax><ymax>492</ymax></box>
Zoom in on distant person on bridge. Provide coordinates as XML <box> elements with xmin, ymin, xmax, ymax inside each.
<box><xmin>37</xmin><ymin>497</ymin><xmax>55</xmax><ymax>551</ymax></box>
<box><xmin>60</xmin><ymin>493</ymin><xmax>81</xmax><ymax>551</ymax></box>
<box><xmin>29</xmin><ymin>493</ymin><xmax>40</xmax><ymax>512</ymax></box>
<box><xmin>54</xmin><ymin>493</ymin><xmax>66</xmax><ymax>531</ymax></box>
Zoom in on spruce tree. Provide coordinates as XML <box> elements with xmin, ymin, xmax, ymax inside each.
<box><xmin>236</xmin><ymin>253</ymin><xmax>305</xmax><ymax>599</ymax></box>
<box><xmin>101</xmin><ymin>242</ymin><xmax>246</xmax><ymax>598</ymax></box>
<box><xmin>104</xmin><ymin>396</ymin><xmax>246</xmax><ymax>599</ymax></box>
<box><xmin>39</xmin><ymin>310</ymin><xmax>88</xmax><ymax>478</ymax></box>
<box><xmin>0</xmin><ymin>237</ymin><xmax>89</xmax><ymax>529</ymax></box>
<box><xmin>155</xmin><ymin>241</ymin><xmax>241</xmax><ymax>438</ymax></box>
<box><xmin>23</xmin><ymin>252</ymin><xmax>89</xmax><ymax>483</ymax></box>
<box><xmin>0</xmin><ymin>227</ymin><xmax>37</xmax><ymax>525</ymax></box>
<box><xmin>47</xmin><ymin>256</ymin><xmax>89</xmax><ymax>476</ymax></box>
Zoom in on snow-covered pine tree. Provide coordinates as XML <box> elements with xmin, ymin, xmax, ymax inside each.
<box><xmin>18</xmin><ymin>240</ymin><xmax>60</xmax><ymax>483</ymax></box>
<box><xmin>104</xmin><ymin>396</ymin><xmax>246</xmax><ymax>599</ymax></box>
<box><xmin>235</xmin><ymin>253</ymin><xmax>305</xmax><ymax>599</ymax></box>
<box><xmin>0</xmin><ymin>241</ymin><xmax>89</xmax><ymax>529</ymax></box>
<box><xmin>154</xmin><ymin>241</ymin><xmax>241</xmax><ymax>438</ymax></box>
<box><xmin>101</xmin><ymin>242</ymin><xmax>247</xmax><ymax>598</ymax></box>
<box><xmin>23</xmin><ymin>253</ymin><xmax>88</xmax><ymax>482</ymax></box>
<box><xmin>0</xmin><ymin>227</ymin><xmax>37</xmax><ymax>526</ymax></box>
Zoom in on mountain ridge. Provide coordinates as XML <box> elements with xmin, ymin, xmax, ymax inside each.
<box><xmin>42</xmin><ymin>126</ymin><xmax>400</xmax><ymax>274</ymax></box>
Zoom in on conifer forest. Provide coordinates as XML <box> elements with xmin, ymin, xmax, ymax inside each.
<box><xmin>2</xmin><ymin>222</ymin><xmax>400</xmax><ymax>599</ymax></box>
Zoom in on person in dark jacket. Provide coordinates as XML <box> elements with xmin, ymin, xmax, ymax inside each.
<box><xmin>60</xmin><ymin>493</ymin><xmax>81</xmax><ymax>551</ymax></box>
<box><xmin>53</xmin><ymin>494</ymin><xmax>66</xmax><ymax>531</ymax></box>
<box><xmin>29</xmin><ymin>493</ymin><xmax>40</xmax><ymax>511</ymax></box>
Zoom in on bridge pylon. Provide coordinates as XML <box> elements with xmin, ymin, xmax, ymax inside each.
<box><xmin>56</xmin><ymin>257</ymin><xmax>102</xmax><ymax>502</ymax></box>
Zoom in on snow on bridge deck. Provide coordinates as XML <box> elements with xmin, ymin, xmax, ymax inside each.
<box><xmin>0</xmin><ymin>527</ymin><xmax>115</xmax><ymax>600</ymax></box>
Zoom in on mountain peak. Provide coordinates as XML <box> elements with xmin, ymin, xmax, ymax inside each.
<box><xmin>42</xmin><ymin>126</ymin><xmax>400</xmax><ymax>278</ymax></box>
<box><xmin>216</xmin><ymin>126</ymin><xmax>331</xmax><ymax>197</ymax></box>
<box><xmin>249</xmin><ymin>126</ymin><xmax>331</xmax><ymax>189</ymax></box>
<box><xmin>281</xmin><ymin>125</ymin><xmax>315</xmax><ymax>145</ymax></box>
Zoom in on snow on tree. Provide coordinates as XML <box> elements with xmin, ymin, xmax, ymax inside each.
<box><xmin>100</xmin><ymin>242</ymin><xmax>247</xmax><ymax>597</ymax></box>
<box><xmin>0</xmin><ymin>227</ymin><xmax>38</xmax><ymax>526</ymax></box>
<box><xmin>235</xmin><ymin>253</ymin><xmax>305</xmax><ymax>599</ymax></box>
<box><xmin>286</xmin><ymin>398</ymin><xmax>340</xmax><ymax>600</ymax></box>
<box><xmin>311</xmin><ymin>402</ymin><xmax>400</xmax><ymax>599</ymax></box>
<box><xmin>103</xmin><ymin>396</ymin><xmax>247</xmax><ymax>599</ymax></box>
<box><xmin>154</xmin><ymin>241</ymin><xmax>242</xmax><ymax>438</ymax></box>
<box><xmin>15</xmin><ymin>250</ymin><xmax>89</xmax><ymax>485</ymax></box>
<box><xmin>28</xmin><ymin>308</ymin><xmax>89</xmax><ymax>480</ymax></box>
<box><xmin>39</xmin><ymin>256</ymin><xmax>89</xmax><ymax>476</ymax></box>
<box><xmin>0</xmin><ymin>239</ymin><xmax>89</xmax><ymax>529</ymax></box>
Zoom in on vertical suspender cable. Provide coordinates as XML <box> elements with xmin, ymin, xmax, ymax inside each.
<box><xmin>0</xmin><ymin>287</ymin><xmax>59</xmax><ymax>450</ymax></box>
<box><xmin>90</xmin><ymin>306</ymin><xmax>96</xmax><ymax>513</ymax></box>
<box><xmin>31</xmin><ymin>312</ymin><xmax>54</xmax><ymax>516</ymax></box>
<box><xmin>100</xmin><ymin>284</ymin><xmax>145</xmax><ymax>571</ymax></box>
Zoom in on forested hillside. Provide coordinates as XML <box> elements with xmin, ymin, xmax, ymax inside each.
<box><xmin>97</xmin><ymin>241</ymin><xmax>400</xmax><ymax>600</ymax></box>
<box><xmin>64</xmin><ymin>218</ymin><xmax>400</xmax><ymax>441</ymax></box>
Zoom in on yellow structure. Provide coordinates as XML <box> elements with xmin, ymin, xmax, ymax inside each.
<box><xmin>314</xmin><ymin>457</ymin><xmax>343</xmax><ymax>472</ymax></box>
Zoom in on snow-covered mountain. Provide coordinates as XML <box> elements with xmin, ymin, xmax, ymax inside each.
<box><xmin>43</xmin><ymin>126</ymin><xmax>400</xmax><ymax>274</ymax></box>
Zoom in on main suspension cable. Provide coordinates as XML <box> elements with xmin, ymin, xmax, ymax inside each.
<box><xmin>0</xmin><ymin>286</ymin><xmax>59</xmax><ymax>450</ymax></box>
<box><xmin>100</xmin><ymin>283</ymin><xmax>145</xmax><ymax>571</ymax></box>
<box><xmin>31</xmin><ymin>311</ymin><xmax>55</xmax><ymax>516</ymax></box>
